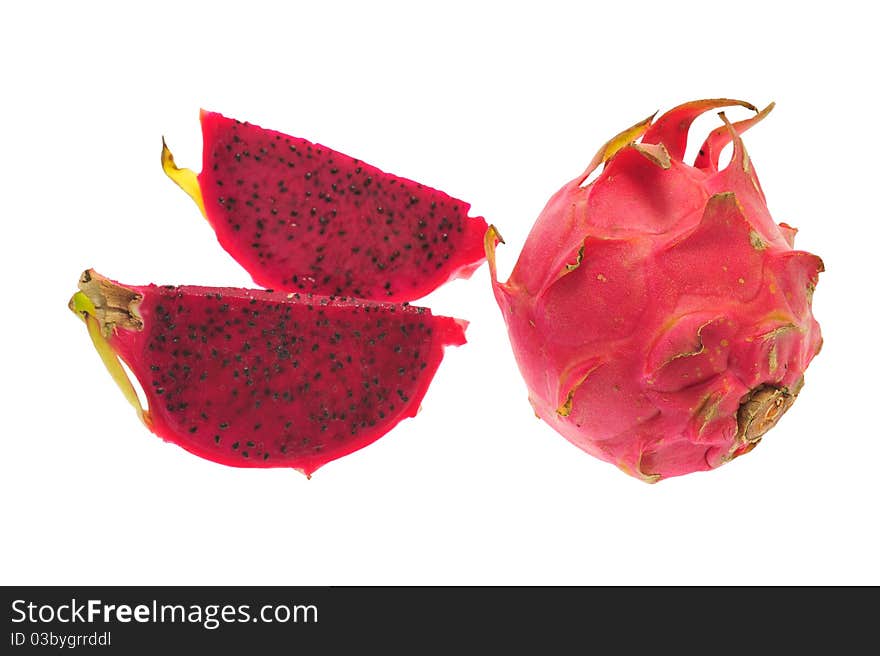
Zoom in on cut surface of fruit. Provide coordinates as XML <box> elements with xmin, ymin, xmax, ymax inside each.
<box><xmin>70</xmin><ymin>269</ymin><xmax>467</xmax><ymax>476</ymax></box>
<box><xmin>163</xmin><ymin>111</ymin><xmax>488</xmax><ymax>302</ymax></box>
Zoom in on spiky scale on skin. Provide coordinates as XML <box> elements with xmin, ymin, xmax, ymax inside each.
<box><xmin>487</xmin><ymin>99</ymin><xmax>824</xmax><ymax>482</ymax></box>
<box><xmin>163</xmin><ymin>111</ymin><xmax>488</xmax><ymax>302</ymax></box>
<box><xmin>70</xmin><ymin>269</ymin><xmax>467</xmax><ymax>476</ymax></box>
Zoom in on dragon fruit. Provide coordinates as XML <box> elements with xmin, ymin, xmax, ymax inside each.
<box><xmin>69</xmin><ymin>269</ymin><xmax>466</xmax><ymax>476</ymax></box>
<box><xmin>162</xmin><ymin>111</ymin><xmax>488</xmax><ymax>301</ymax></box>
<box><xmin>486</xmin><ymin>99</ymin><xmax>824</xmax><ymax>482</ymax></box>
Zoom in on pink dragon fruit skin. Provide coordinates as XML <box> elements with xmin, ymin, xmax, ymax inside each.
<box><xmin>486</xmin><ymin>99</ymin><xmax>823</xmax><ymax>482</ymax></box>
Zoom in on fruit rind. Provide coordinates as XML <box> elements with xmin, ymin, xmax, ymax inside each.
<box><xmin>489</xmin><ymin>99</ymin><xmax>823</xmax><ymax>482</ymax></box>
<box><xmin>68</xmin><ymin>273</ymin><xmax>148</xmax><ymax>425</ymax></box>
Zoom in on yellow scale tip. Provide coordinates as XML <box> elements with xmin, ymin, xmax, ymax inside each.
<box><xmin>161</xmin><ymin>137</ymin><xmax>207</xmax><ymax>219</ymax></box>
<box><xmin>484</xmin><ymin>224</ymin><xmax>504</xmax><ymax>284</ymax></box>
<box><xmin>69</xmin><ymin>287</ymin><xmax>149</xmax><ymax>426</ymax></box>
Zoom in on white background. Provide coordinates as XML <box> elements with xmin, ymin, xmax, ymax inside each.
<box><xmin>2</xmin><ymin>1</ymin><xmax>876</xmax><ymax>585</ymax></box>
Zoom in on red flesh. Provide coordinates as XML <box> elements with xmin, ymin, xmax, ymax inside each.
<box><xmin>101</xmin><ymin>277</ymin><xmax>466</xmax><ymax>475</ymax></box>
<box><xmin>197</xmin><ymin>111</ymin><xmax>488</xmax><ymax>301</ymax></box>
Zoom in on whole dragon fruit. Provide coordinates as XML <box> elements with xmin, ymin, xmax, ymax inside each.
<box><xmin>486</xmin><ymin>99</ymin><xmax>823</xmax><ymax>482</ymax></box>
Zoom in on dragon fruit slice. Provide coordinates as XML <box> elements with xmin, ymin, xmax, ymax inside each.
<box><xmin>69</xmin><ymin>269</ymin><xmax>467</xmax><ymax>476</ymax></box>
<box><xmin>486</xmin><ymin>99</ymin><xmax>824</xmax><ymax>482</ymax></box>
<box><xmin>162</xmin><ymin>111</ymin><xmax>488</xmax><ymax>302</ymax></box>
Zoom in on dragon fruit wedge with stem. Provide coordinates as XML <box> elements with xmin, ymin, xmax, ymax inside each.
<box><xmin>162</xmin><ymin>111</ymin><xmax>489</xmax><ymax>302</ymax></box>
<box><xmin>485</xmin><ymin>98</ymin><xmax>824</xmax><ymax>482</ymax></box>
<box><xmin>69</xmin><ymin>269</ymin><xmax>467</xmax><ymax>476</ymax></box>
